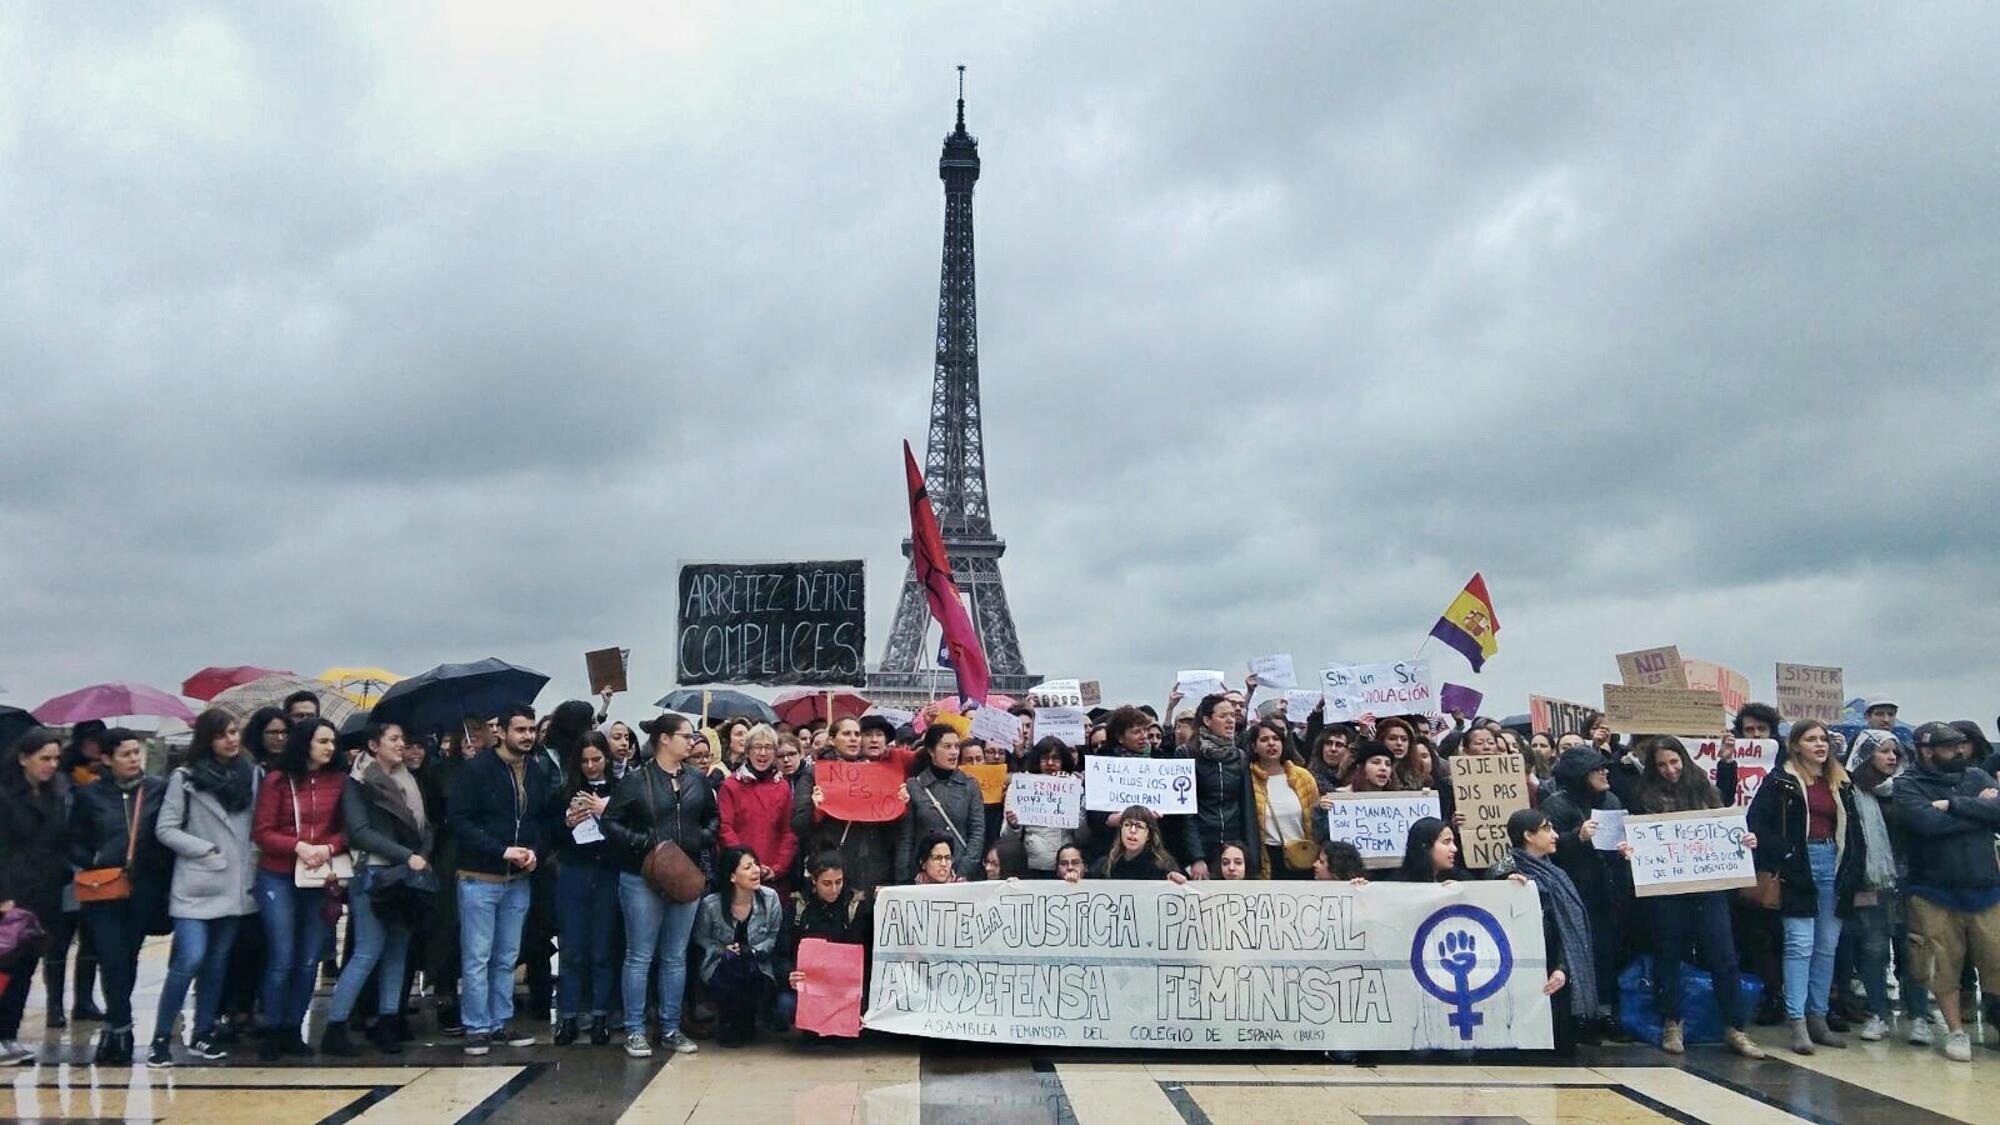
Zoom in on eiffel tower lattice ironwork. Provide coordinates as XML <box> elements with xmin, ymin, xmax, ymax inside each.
<box><xmin>870</xmin><ymin>70</ymin><xmax>1037</xmax><ymax>704</ymax></box>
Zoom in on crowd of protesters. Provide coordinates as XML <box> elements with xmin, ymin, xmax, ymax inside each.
<box><xmin>2</xmin><ymin>680</ymin><xmax>1997</xmax><ymax>1068</ymax></box>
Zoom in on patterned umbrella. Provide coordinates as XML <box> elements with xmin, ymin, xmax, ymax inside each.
<box><xmin>771</xmin><ymin>689</ymin><xmax>871</xmax><ymax>727</ymax></box>
<box><xmin>34</xmin><ymin>682</ymin><xmax>196</xmax><ymax>724</ymax></box>
<box><xmin>182</xmin><ymin>665</ymin><xmax>293</xmax><ymax>702</ymax></box>
<box><xmin>212</xmin><ymin>675</ymin><xmax>361</xmax><ymax>726</ymax></box>
<box><xmin>317</xmin><ymin>667</ymin><xmax>404</xmax><ymax>708</ymax></box>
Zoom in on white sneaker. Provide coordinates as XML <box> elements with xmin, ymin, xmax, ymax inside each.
<box><xmin>1946</xmin><ymin>1030</ymin><xmax>1973</xmax><ymax>1062</ymax></box>
<box><xmin>1910</xmin><ymin>1014</ymin><xmax>1935</xmax><ymax>1046</ymax></box>
<box><xmin>1859</xmin><ymin>1016</ymin><xmax>1888</xmax><ymax>1041</ymax></box>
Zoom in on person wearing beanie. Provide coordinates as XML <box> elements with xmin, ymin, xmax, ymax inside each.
<box><xmin>1538</xmin><ymin>746</ymin><xmax>1634</xmax><ymax>1041</ymax></box>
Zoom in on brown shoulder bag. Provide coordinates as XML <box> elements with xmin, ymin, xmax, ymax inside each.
<box><xmin>75</xmin><ymin>785</ymin><xmax>144</xmax><ymax>903</ymax></box>
<box><xmin>640</xmin><ymin>766</ymin><xmax>706</xmax><ymax>904</ymax></box>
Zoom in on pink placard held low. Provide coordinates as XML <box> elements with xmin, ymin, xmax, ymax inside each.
<box><xmin>795</xmin><ymin>938</ymin><xmax>863</xmax><ymax>1037</ymax></box>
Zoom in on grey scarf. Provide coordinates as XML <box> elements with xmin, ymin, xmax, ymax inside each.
<box><xmin>1511</xmin><ymin>847</ymin><xmax>1599</xmax><ymax>1019</ymax></box>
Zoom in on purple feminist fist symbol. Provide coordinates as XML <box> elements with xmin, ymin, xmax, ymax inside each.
<box><xmin>1410</xmin><ymin>905</ymin><xmax>1514</xmax><ymax>1042</ymax></box>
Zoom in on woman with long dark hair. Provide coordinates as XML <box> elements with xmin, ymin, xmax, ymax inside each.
<box><xmin>43</xmin><ymin>721</ymin><xmax>109</xmax><ymax>1030</ymax></box>
<box><xmin>1748</xmin><ymin>719</ymin><xmax>1864</xmax><ymax>1054</ymax></box>
<box><xmin>1247</xmin><ymin>719</ymin><xmax>1320</xmax><ymax>879</ymax></box>
<box><xmin>553</xmin><ymin>731</ymin><xmax>619</xmax><ymax>1047</ymax></box>
<box><xmin>1633</xmin><ymin>737</ymin><xmax>1766</xmax><ymax>1058</ymax></box>
<box><xmin>68</xmin><ymin>729</ymin><xmax>171</xmax><ymax>1065</ymax></box>
<box><xmin>1093</xmin><ymin>807</ymin><xmax>1188</xmax><ymax>882</ymax></box>
<box><xmin>1394</xmin><ymin>817</ymin><xmax>1461</xmax><ymax>884</ymax></box>
<box><xmin>693</xmin><ymin>845</ymin><xmax>783</xmax><ymax>1047</ymax></box>
<box><xmin>248</xmin><ymin>716</ymin><xmax>346</xmax><ymax>1059</ymax></box>
<box><xmin>0</xmin><ymin>729</ymin><xmax>68</xmax><ymax>1065</ymax></box>
<box><xmin>148</xmin><ymin>708</ymin><xmax>260</xmax><ymax>1067</ymax></box>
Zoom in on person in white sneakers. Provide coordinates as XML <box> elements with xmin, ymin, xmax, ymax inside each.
<box><xmin>1892</xmin><ymin>722</ymin><xmax>2000</xmax><ymax>1062</ymax></box>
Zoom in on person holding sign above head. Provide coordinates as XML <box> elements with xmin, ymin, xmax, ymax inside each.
<box><xmin>1094</xmin><ymin>806</ymin><xmax>1189</xmax><ymax>883</ymax></box>
<box><xmin>1747</xmin><ymin>719</ymin><xmax>1865</xmax><ymax>1055</ymax></box>
<box><xmin>552</xmin><ymin>731</ymin><xmax>618</xmax><ymax>1048</ymax></box>
<box><xmin>898</xmin><ymin>726</ymin><xmax>985</xmax><ymax>883</ymax></box>
<box><xmin>1186</xmin><ymin>694</ymin><xmax>1256</xmax><ymax>880</ymax></box>
<box><xmin>1246</xmin><ymin>719</ymin><xmax>1320</xmax><ymax>879</ymax></box>
<box><xmin>1394</xmin><ymin>817</ymin><xmax>1462</xmax><ymax>885</ymax></box>
<box><xmin>602</xmin><ymin>713</ymin><xmax>717</xmax><ymax>1059</ymax></box>
<box><xmin>1630</xmin><ymin>737</ymin><xmax>1766</xmax><ymax>1058</ymax></box>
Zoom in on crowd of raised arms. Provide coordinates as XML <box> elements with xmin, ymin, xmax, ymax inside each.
<box><xmin>1</xmin><ymin>683</ymin><xmax>1997</xmax><ymax>1068</ymax></box>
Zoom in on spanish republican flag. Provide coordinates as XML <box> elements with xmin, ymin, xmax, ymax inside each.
<box><xmin>1430</xmin><ymin>573</ymin><xmax>1499</xmax><ymax>672</ymax></box>
<box><xmin>903</xmin><ymin>441</ymin><xmax>991</xmax><ymax>706</ymax></box>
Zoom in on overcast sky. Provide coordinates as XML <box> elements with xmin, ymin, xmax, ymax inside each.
<box><xmin>4</xmin><ymin>3</ymin><xmax>1997</xmax><ymax>728</ymax></box>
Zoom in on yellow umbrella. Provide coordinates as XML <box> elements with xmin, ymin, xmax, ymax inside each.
<box><xmin>317</xmin><ymin>666</ymin><xmax>404</xmax><ymax>708</ymax></box>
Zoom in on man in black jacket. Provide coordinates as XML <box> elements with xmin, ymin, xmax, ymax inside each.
<box><xmin>448</xmin><ymin>703</ymin><xmax>560</xmax><ymax>1055</ymax></box>
<box><xmin>1892</xmin><ymin>722</ymin><xmax>2000</xmax><ymax>1063</ymax></box>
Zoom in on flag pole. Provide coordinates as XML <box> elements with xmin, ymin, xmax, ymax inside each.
<box><xmin>1411</xmin><ymin>634</ymin><xmax>1435</xmax><ymax>663</ymax></box>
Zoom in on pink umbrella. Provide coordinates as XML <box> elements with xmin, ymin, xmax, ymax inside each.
<box><xmin>182</xmin><ymin>665</ymin><xmax>293</xmax><ymax>702</ymax></box>
<box><xmin>35</xmin><ymin>682</ymin><xmax>196</xmax><ymax>724</ymax></box>
<box><xmin>771</xmin><ymin>689</ymin><xmax>872</xmax><ymax>727</ymax></box>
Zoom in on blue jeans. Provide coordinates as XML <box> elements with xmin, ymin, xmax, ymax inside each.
<box><xmin>331</xmin><ymin>867</ymin><xmax>412</xmax><ymax>1023</ymax></box>
<box><xmin>1648</xmin><ymin>891</ymin><xmax>1746</xmax><ymax>1028</ymax></box>
<box><xmin>458</xmin><ymin>877</ymin><xmax>532</xmax><ymax>1035</ymax></box>
<box><xmin>152</xmin><ymin>916</ymin><xmax>241</xmax><ymax>1042</ymax></box>
<box><xmin>1782</xmin><ymin>840</ymin><xmax>1844</xmax><ymax>1020</ymax></box>
<box><xmin>557</xmin><ymin>859</ymin><xmax>619</xmax><ymax>1018</ymax></box>
<box><xmin>619</xmin><ymin>872</ymin><xmax>699</xmax><ymax>1034</ymax></box>
<box><xmin>253</xmin><ymin>869</ymin><xmax>329</xmax><ymax>1036</ymax></box>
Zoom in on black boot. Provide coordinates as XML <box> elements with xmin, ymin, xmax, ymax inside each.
<box><xmin>554</xmin><ymin>1017</ymin><xmax>579</xmax><ymax>1046</ymax></box>
<box><xmin>320</xmin><ymin>1020</ymin><xmax>361</xmax><ymax>1058</ymax></box>
<box><xmin>44</xmin><ymin>960</ymin><xmax>68</xmax><ymax>1028</ymax></box>
<box><xmin>73</xmin><ymin>955</ymin><xmax>105</xmax><ymax>1022</ymax></box>
<box><xmin>92</xmin><ymin>1029</ymin><xmax>115</xmax><ymax>1064</ymax></box>
<box><xmin>368</xmin><ymin>1020</ymin><xmax>404</xmax><ymax>1055</ymax></box>
<box><xmin>394</xmin><ymin>1015</ymin><xmax>415</xmax><ymax>1043</ymax></box>
<box><xmin>589</xmin><ymin>1015</ymin><xmax>610</xmax><ymax>1046</ymax></box>
<box><xmin>258</xmin><ymin>1028</ymin><xmax>283</xmax><ymax>1063</ymax></box>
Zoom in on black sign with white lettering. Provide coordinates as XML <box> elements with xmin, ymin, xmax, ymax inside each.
<box><xmin>676</xmin><ymin>560</ymin><xmax>866</xmax><ymax>686</ymax></box>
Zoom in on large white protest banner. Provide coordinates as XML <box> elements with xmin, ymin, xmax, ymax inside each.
<box><xmin>1625</xmin><ymin>808</ymin><xmax>1757</xmax><ymax>897</ymax></box>
<box><xmin>1319</xmin><ymin>660</ymin><xmax>1436</xmax><ymax>721</ymax></box>
<box><xmin>1004</xmin><ymin>774</ymin><xmax>1084</xmax><ymax>829</ymax></box>
<box><xmin>1683</xmin><ymin>738</ymin><xmax>1779</xmax><ymax>807</ymax></box>
<box><xmin>1084</xmin><ymin>756</ymin><xmax>1197</xmax><ymax>814</ymax></box>
<box><xmin>1322</xmin><ymin>793</ymin><xmax>1442</xmax><ymax>868</ymax></box>
<box><xmin>865</xmin><ymin>880</ymin><xmax>1553</xmax><ymax>1051</ymax></box>
<box><xmin>1248</xmin><ymin>654</ymin><xmax>1298</xmax><ymax>689</ymax></box>
<box><xmin>1032</xmin><ymin>706</ymin><xmax>1087</xmax><ymax>748</ymax></box>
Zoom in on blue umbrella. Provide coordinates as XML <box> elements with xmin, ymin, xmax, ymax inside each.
<box><xmin>655</xmin><ymin>688</ymin><xmax>777</xmax><ymax>723</ymax></box>
<box><xmin>372</xmin><ymin>658</ymin><xmax>549</xmax><ymax>736</ymax></box>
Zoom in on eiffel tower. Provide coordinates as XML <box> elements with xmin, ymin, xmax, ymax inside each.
<box><xmin>869</xmin><ymin>70</ymin><xmax>1038</xmax><ymax>706</ymax></box>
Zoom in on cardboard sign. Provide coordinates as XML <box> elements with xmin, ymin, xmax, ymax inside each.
<box><xmin>1587</xmin><ymin>809</ymin><xmax>1627</xmax><ymax>851</ymax></box>
<box><xmin>1247</xmin><ymin>654</ymin><xmax>1298</xmax><ymax>689</ymax></box>
<box><xmin>1004</xmin><ymin>773</ymin><xmax>1084</xmax><ymax>829</ymax></box>
<box><xmin>1625</xmin><ymin>807</ymin><xmax>1757</xmax><ymax>897</ymax></box>
<box><xmin>814</xmin><ymin>759</ymin><xmax>906</xmax><ymax>823</ymax></box>
<box><xmin>1319</xmin><ymin>660</ymin><xmax>1435</xmax><ymax>721</ymax></box>
<box><xmin>1776</xmin><ymin>663</ymin><xmax>1844</xmax><ymax>724</ymax></box>
<box><xmin>1684</xmin><ymin>737</ymin><xmax>1779</xmax><ymax>807</ymax></box>
<box><xmin>796</xmin><ymin>938</ymin><xmax>863</xmax><ymax>1037</ymax></box>
<box><xmin>1449</xmin><ymin>752</ymin><xmax>1530</xmax><ymax>869</ymax></box>
<box><xmin>1033</xmin><ymin>706</ymin><xmax>1087</xmax><ymax>747</ymax></box>
<box><xmin>1439</xmin><ymin>683</ymin><xmax>1483</xmax><ymax>718</ymax></box>
<box><xmin>1602</xmin><ymin>685</ymin><xmax>1727</xmax><ymax>737</ymax></box>
<box><xmin>1282</xmin><ymin>688</ymin><xmax>1322</xmax><ymax>725</ymax></box>
<box><xmin>1084</xmin><ymin>755</ymin><xmax>1196</xmax><ymax>814</ymax></box>
<box><xmin>968</xmin><ymin>705</ymin><xmax>1022</xmax><ymax>748</ymax></box>
<box><xmin>1175</xmin><ymin>670</ymin><xmax>1227</xmax><ymax>701</ymax></box>
<box><xmin>1616</xmin><ymin>646</ymin><xmax>1687</xmax><ymax>690</ymax></box>
<box><xmin>585</xmin><ymin>647</ymin><xmax>629</xmax><ymax>694</ymax></box>
<box><xmin>1078</xmin><ymin>680</ymin><xmax>1102</xmax><ymax>707</ymax></box>
<box><xmin>865</xmin><ymin>880</ymin><xmax>1555</xmax><ymax>1051</ymax></box>
<box><xmin>1029</xmin><ymin>679</ymin><xmax>1083</xmax><ymax>707</ymax></box>
<box><xmin>675</xmin><ymin>559</ymin><xmax>866</xmax><ymax>686</ymax></box>
<box><xmin>1321</xmin><ymin>792</ymin><xmax>1442</xmax><ymax>868</ymax></box>
<box><xmin>1681</xmin><ymin>659</ymin><xmax>1750</xmax><ymax>717</ymax></box>
<box><xmin>1530</xmin><ymin>694</ymin><xmax>1596</xmax><ymax>738</ymax></box>
<box><xmin>962</xmin><ymin>763</ymin><xmax>1008</xmax><ymax>805</ymax></box>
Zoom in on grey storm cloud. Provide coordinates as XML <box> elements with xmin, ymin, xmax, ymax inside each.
<box><xmin>3</xmin><ymin>3</ymin><xmax>1997</xmax><ymax>727</ymax></box>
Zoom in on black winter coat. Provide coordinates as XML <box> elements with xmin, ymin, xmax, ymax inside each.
<box><xmin>1746</xmin><ymin>764</ymin><xmax>1865</xmax><ymax>919</ymax></box>
<box><xmin>1188</xmin><ymin>735</ymin><xmax>1257</xmax><ymax>866</ymax></box>
<box><xmin>0</xmin><ymin>781</ymin><xmax>68</xmax><ymax>921</ymax></box>
<box><xmin>68</xmin><ymin>775</ymin><xmax>172</xmax><ymax>880</ymax></box>
<box><xmin>1537</xmin><ymin>748</ymin><xmax>1631</xmax><ymax>911</ymax></box>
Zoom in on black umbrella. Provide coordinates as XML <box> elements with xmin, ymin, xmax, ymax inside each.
<box><xmin>0</xmin><ymin>705</ymin><xmax>35</xmax><ymax>751</ymax></box>
<box><xmin>371</xmin><ymin>658</ymin><xmax>549</xmax><ymax>736</ymax></box>
<box><xmin>654</xmin><ymin>688</ymin><xmax>777</xmax><ymax>724</ymax></box>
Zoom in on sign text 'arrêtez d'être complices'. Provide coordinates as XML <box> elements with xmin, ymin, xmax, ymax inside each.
<box><xmin>675</xmin><ymin>560</ymin><xmax>865</xmax><ymax>686</ymax></box>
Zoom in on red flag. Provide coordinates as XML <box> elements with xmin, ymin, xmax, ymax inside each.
<box><xmin>904</xmin><ymin>441</ymin><xmax>990</xmax><ymax>705</ymax></box>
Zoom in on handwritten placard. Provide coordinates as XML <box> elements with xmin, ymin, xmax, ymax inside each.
<box><xmin>1175</xmin><ymin>670</ymin><xmax>1228</xmax><ymax>701</ymax></box>
<box><xmin>1004</xmin><ymin>773</ymin><xmax>1084</xmax><ymax>829</ymax></box>
<box><xmin>1322</xmin><ymin>792</ymin><xmax>1442</xmax><ymax>868</ymax></box>
<box><xmin>1682</xmin><ymin>659</ymin><xmax>1751</xmax><ymax>717</ymax></box>
<box><xmin>1319</xmin><ymin>660</ymin><xmax>1436</xmax><ymax>721</ymax></box>
<box><xmin>1248</xmin><ymin>654</ymin><xmax>1298</xmax><ymax>689</ymax></box>
<box><xmin>1625</xmin><ymin>807</ymin><xmax>1756</xmax><ymax>897</ymax></box>
<box><xmin>870</xmin><ymin>707</ymin><xmax>916</xmax><ymax>728</ymax></box>
<box><xmin>1616</xmin><ymin>645</ymin><xmax>1688</xmax><ymax>689</ymax></box>
<box><xmin>814</xmin><ymin>759</ymin><xmax>906</xmax><ymax>823</ymax></box>
<box><xmin>968</xmin><ymin>705</ymin><xmax>1022</xmax><ymax>748</ymax></box>
<box><xmin>1530</xmin><ymin>694</ymin><xmax>1595</xmax><ymax>738</ymax></box>
<box><xmin>1684</xmin><ymin>737</ymin><xmax>1779</xmax><ymax>807</ymax></box>
<box><xmin>1776</xmin><ymin>663</ymin><xmax>1844</xmax><ymax>724</ymax></box>
<box><xmin>1084</xmin><ymin>755</ymin><xmax>1196</xmax><ymax>814</ymax></box>
<box><xmin>962</xmin><ymin>763</ymin><xmax>1009</xmax><ymax>805</ymax></box>
<box><xmin>1282</xmin><ymin>689</ymin><xmax>1322</xmax><ymax>725</ymax></box>
<box><xmin>1033</xmin><ymin>706</ymin><xmax>1087</xmax><ymax>747</ymax></box>
<box><xmin>1029</xmin><ymin>679</ymin><xmax>1083</xmax><ymax>708</ymax></box>
<box><xmin>1602</xmin><ymin>685</ymin><xmax>1726</xmax><ymax>737</ymax></box>
<box><xmin>1449</xmin><ymin>752</ymin><xmax>1530</xmax><ymax>869</ymax></box>
<box><xmin>1587</xmin><ymin>809</ymin><xmax>1627</xmax><ymax>851</ymax></box>
<box><xmin>676</xmin><ymin>560</ymin><xmax>865</xmax><ymax>686</ymax></box>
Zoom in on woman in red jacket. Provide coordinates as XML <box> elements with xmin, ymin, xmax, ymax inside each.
<box><xmin>719</xmin><ymin>724</ymin><xmax>798</xmax><ymax>894</ymax></box>
<box><xmin>250</xmin><ymin>717</ymin><xmax>349</xmax><ymax>1058</ymax></box>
